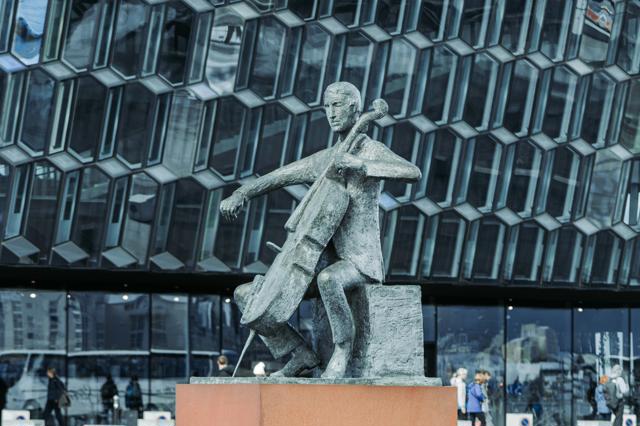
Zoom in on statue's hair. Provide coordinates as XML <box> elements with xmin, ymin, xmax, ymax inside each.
<box><xmin>324</xmin><ymin>81</ymin><xmax>362</xmax><ymax>114</ymax></box>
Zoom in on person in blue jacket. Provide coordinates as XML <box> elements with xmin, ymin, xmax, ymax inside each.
<box><xmin>467</xmin><ymin>371</ymin><xmax>486</xmax><ymax>426</ymax></box>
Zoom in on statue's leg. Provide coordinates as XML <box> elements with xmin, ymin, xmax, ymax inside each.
<box><xmin>316</xmin><ymin>260</ymin><xmax>365</xmax><ymax>379</ymax></box>
<box><xmin>234</xmin><ymin>282</ymin><xmax>319</xmax><ymax>375</ymax></box>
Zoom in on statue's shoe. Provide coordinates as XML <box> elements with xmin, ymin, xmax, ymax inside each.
<box><xmin>271</xmin><ymin>346</ymin><xmax>320</xmax><ymax>377</ymax></box>
<box><xmin>320</xmin><ymin>343</ymin><xmax>351</xmax><ymax>379</ymax></box>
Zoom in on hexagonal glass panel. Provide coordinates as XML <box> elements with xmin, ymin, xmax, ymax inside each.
<box><xmin>68</xmin><ymin>76</ymin><xmax>108</xmax><ymax>162</ymax></box>
<box><xmin>11</xmin><ymin>0</ymin><xmax>48</xmax><ymax>65</ymax></box>
<box><xmin>157</xmin><ymin>1</ymin><xmax>194</xmax><ymax>86</ymax></box>
<box><xmin>24</xmin><ymin>162</ymin><xmax>61</xmax><ymax>263</ymax></box>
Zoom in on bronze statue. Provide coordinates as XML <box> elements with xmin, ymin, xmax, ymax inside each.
<box><xmin>220</xmin><ymin>82</ymin><xmax>421</xmax><ymax>378</ymax></box>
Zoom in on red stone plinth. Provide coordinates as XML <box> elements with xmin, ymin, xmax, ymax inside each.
<box><xmin>176</xmin><ymin>382</ymin><xmax>456</xmax><ymax>426</ymax></box>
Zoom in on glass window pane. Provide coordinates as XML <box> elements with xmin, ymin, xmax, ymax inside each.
<box><xmin>162</xmin><ymin>90</ymin><xmax>204</xmax><ymax>176</ymax></box>
<box><xmin>63</xmin><ymin>0</ymin><xmax>102</xmax><ymax>70</ymax></box>
<box><xmin>295</xmin><ymin>23</ymin><xmax>330</xmax><ymax>105</ymax></box>
<box><xmin>20</xmin><ymin>69</ymin><xmax>55</xmax><ymax>154</ymax></box>
<box><xmin>111</xmin><ymin>0</ymin><xmax>148</xmax><ymax>78</ymax></box>
<box><xmin>583</xmin><ymin>231</ymin><xmax>622</xmax><ymax>285</ymax></box>
<box><xmin>423</xmin><ymin>46</ymin><xmax>457</xmax><ymax>124</ymax></box>
<box><xmin>157</xmin><ymin>1</ymin><xmax>193</xmax><ymax>86</ymax></box>
<box><xmin>212</xmin><ymin>185</ymin><xmax>247</xmax><ymax>268</ymax></box>
<box><xmin>499</xmin><ymin>60</ymin><xmax>538</xmax><ymax>137</ymax></box>
<box><xmin>616</xmin><ymin>2</ymin><xmax>640</xmax><ymax>75</ymax></box>
<box><xmin>586</xmin><ymin>148</ymin><xmax>625</xmax><ymax>228</ymax></box>
<box><xmin>464</xmin><ymin>135</ymin><xmax>501</xmax><ymax>211</ymax></box>
<box><xmin>464</xmin><ymin>217</ymin><xmax>506</xmax><ymax>280</ymax></box>
<box><xmin>69</xmin><ymin>76</ymin><xmax>107</xmax><ymax>162</ymax></box>
<box><xmin>122</xmin><ymin>173</ymin><xmax>158</xmax><ymax>265</ymax></box>
<box><xmin>255</xmin><ymin>104</ymin><xmax>291</xmax><ymax>175</ymax></box>
<box><xmin>539</xmin><ymin>67</ymin><xmax>578</xmax><ymax>142</ymax></box>
<box><xmin>620</xmin><ymin>79</ymin><xmax>640</xmax><ymax>154</ymax></box>
<box><xmin>209</xmin><ymin>97</ymin><xmax>245</xmax><ymax>177</ymax></box>
<box><xmin>12</xmin><ymin>0</ymin><xmax>48</xmax><ymax>65</ymax></box>
<box><xmin>249</xmin><ymin>17</ymin><xmax>286</xmax><ymax>99</ymax></box>
<box><xmin>0</xmin><ymin>0</ymin><xmax>17</xmax><ymax>53</ymax></box>
<box><xmin>437</xmin><ymin>305</ymin><xmax>505</xmax><ymax>424</ymax></box>
<box><xmin>383</xmin><ymin>122</ymin><xmax>418</xmax><ymax>199</ymax></box>
<box><xmin>459</xmin><ymin>0</ymin><xmax>492</xmax><ymax>48</ymax></box>
<box><xmin>530</xmin><ymin>0</ymin><xmax>573</xmax><ymax>61</ymax></box>
<box><xmin>341</xmin><ymin>32</ymin><xmax>373</xmax><ymax>92</ymax></box>
<box><xmin>165</xmin><ymin>179</ymin><xmax>205</xmax><ymax>267</ymax></box>
<box><xmin>578</xmin><ymin>1</ymin><xmax>615</xmax><ymax>66</ymax></box>
<box><xmin>543</xmin><ymin>147</ymin><xmax>580</xmax><ymax>221</ymax></box>
<box><xmin>116</xmin><ymin>83</ymin><xmax>154</xmax><ymax>168</ymax></box>
<box><xmin>190</xmin><ymin>295</ymin><xmax>220</xmax><ymax>354</ymax></box>
<box><xmin>573</xmin><ymin>308</ymin><xmax>629</xmax><ymax>423</ymax></box>
<box><xmin>0</xmin><ymin>290</ymin><xmax>66</xmax><ymax>416</ymax></box>
<box><xmin>506</xmin><ymin>141</ymin><xmax>541</xmax><ymax>217</ymax></box>
<box><xmin>499</xmin><ymin>0</ymin><xmax>533</xmax><ymax>55</ymax></box>
<box><xmin>383</xmin><ymin>38</ymin><xmax>416</xmax><ymax>117</ymax></box>
<box><xmin>25</xmin><ymin>163</ymin><xmax>61</xmax><ymax>262</ymax></box>
<box><xmin>506</xmin><ymin>307</ymin><xmax>572</xmax><ymax>426</ymax></box>
<box><xmin>544</xmin><ymin>226</ymin><xmax>584</xmax><ymax>285</ymax></box>
<box><xmin>71</xmin><ymin>168</ymin><xmax>110</xmax><ymax>263</ymax></box>
<box><xmin>461</xmin><ymin>53</ymin><xmax>498</xmax><ymax>130</ymax></box>
<box><xmin>505</xmin><ymin>222</ymin><xmax>544</xmax><ymax>282</ymax></box>
<box><xmin>0</xmin><ymin>161</ymin><xmax>10</xmax><ymax>234</ymax></box>
<box><xmin>424</xmin><ymin>129</ymin><xmax>461</xmax><ymax>206</ymax></box>
<box><xmin>423</xmin><ymin>211</ymin><xmax>466</xmax><ymax>278</ymax></box>
<box><xmin>383</xmin><ymin>206</ymin><xmax>424</xmax><ymax>277</ymax></box>
<box><xmin>206</xmin><ymin>6</ymin><xmax>243</xmax><ymax>95</ymax></box>
<box><xmin>580</xmin><ymin>71</ymin><xmax>615</xmax><ymax>147</ymax></box>
<box><xmin>417</xmin><ymin>0</ymin><xmax>448</xmax><ymax>41</ymax></box>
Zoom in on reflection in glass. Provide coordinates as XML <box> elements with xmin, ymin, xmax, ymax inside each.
<box><xmin>116</xmin><ymin>83</ymin><xmax>154</xmax><ymax>168</ymax></box>
<box><xmin>255</xmin><ymin>104</ymin><xmax>291</xmax><ymax>176</ymax></box>
<box><xmin>384</xmin><ymin>38</ymin><xmax>416</xmax><ymax>117</ymax></box>
<box><xmin>157</xmin><ymin>2</ymin><xmax>192</xmax><ymax>86</ymax></box>
<box><xmin>209</xmin><ymin>97</ymin><xmax>245</xmax><ymax>177</ymax></box>
<box><xmin>207</xmin><ymin>6</ymin><xmax>243</xmax><ymax>95</ymax></box>
<box><xmin>506</xmin><ymin>308</ymin><xmax>571</xmax><ymax>426</ymax></box>
<box><xmin>417</xmin><ymin>0</ymin><xmax>448</xmax><ymax>41</ymax></box>
<box><xmin>0</xmin><ymin>161</ymin><xmax>10</xmax><ymax>234</ymax></box>
<box><xmin>463</xmin><ymin>217</ymin><xmax>505</xmax><ymax>280</ymax></box>
<box><xmin>498</xmin><ymin>60</ymin><xmax>538</xmax><ymax>137</ymax></box>
<box><xmin>529</xmin><ymin>0</ymin><xmax>573</xmax><ymax>61</ymax></box>
<box><xmin>212</xmin><ymin>186</ymin><xmax>247</xmax><ymax>268</ymax></box>
<box><xmin>578</xmin><ymin>0</ymin><xmax>615</xmax><ymax>66</ymax></box>
<box><xmin>69</xmin><ymin>76</ymin><xmax>107</xmax><ymax>162</ymax></box>
<box><xmin>12</xmin><ymin>0</ymin><xmax>48</xmax><ymax>65</ymax></box>
<box><xmin>505</xmin><ymin>141</ymin><xmax>541</xmax><ymax>217</ymax></box>
<box><xmin>504</xmin><ymin>222</ymin><xmax>544</xmax><ymax>282</ymax></box>
<box><xmin>165</xmin><ymin>179</ymin><xmax>205</xmax><ymax>267</ymax></box>
<box><xmin>122</xmin><ymin>173</ymin><xmax>158</xmax><ymax>265</ymax></box>
<box><xmin>424</xmin><ymin>46</ymin><xmax>457</xmax><ymax>124</ymax></box>
<box><xmin>539</xmin><ymin>147</ymin><xmax>580</xmax><ymax>221</ymax></box>
<box><xmin>423</xmin><ymin>129</ymin><xmax>461</xmax><ymax>206</ymax></box>
<box><xmin>586</xmin><ymin>148</ymin><xmax>624</xmax><ymax>228</ymax></box>
<box><xmin>0</xmin><ymin>0</ymin><xmax>17</xmax><ymax>53</ymax></box>
<box><xmin>249</xmin><ymin>17</ymin><xmax>286</xmax><ymax>99</ymax></box>
<box><xmin>582</xmin><ymin>231</ymin><xmax>622</xmax><ymax>285</ymax></box>
<box><xmin>295</xmin><ymin>23</ymin><xmax>330</xmax><ymax>105</ymax></box>
<box><xmin>620</xmin><ymin>79</ymin><xmax>640</xmax><ymax>154</ymax></box>
<box><xmin>25</xmin><ymin>163</ymin><xmax>61</xmax><ymax>262</ymax></box>
<box><xmin>383</xmin><ymin>206</ymin><xmax>424</xmax><ymax>277</ymax></box>
<box><xmin>459</xmin><ymin>0</ymin><xmax>492</xmax><ymax>48</ymax></box>
<box><xmin>5</xmin><ymin>165</ymin><xmax>30</xmax><ymax>239</ymax></box>
<box><xmin>617</xmin><ymin>3</ymin><xmax>640</xmax><ymax>75</ymax></box>
<box><xmin>543</xmin><ymin>226</ymin><xmax>583</xmax><ymax>285</ymax></box>
<box><xmin>573</xmin><ymin>308</ymin><xmax>629</xmax><ymax>422</ymax></box>
<box><xmin>163</xmin><ymin>90</ymin><xmax>204</xmax><ymax>177</ymax></box>
<box><xmin>190</xmin><ymin>295</ymin><xmax>220</xmax><ymax>353</ymax></box>
<box><xmin>438</xmin><ymin>305</ymin><xmax>504</xmax><ymax>425</ymax></box>
<box><xmin>459</xmin><ymin>135</ymin><xmax>501</xmax><ymax>211</ymax></box>
<box><xmin>499</xmin><ymin>0</ymin><xmax>533</xmax><ymax>55</ymax></box>
<box><xmin>578</xmin><ymin>71</ymin><xmax>615</xmax><ymax>147</ymax></box>
<box><xmin>63</xmin><ymin>0</ymin><xmax>102</xmax><ymax>70</ymax></box>
<box><xmin>460</xmin><ymin>53</ymin><xmax>498</xmax><ymax>130</ymax></box>
<box><xmin>537</xmin><ymin>66</ymin><xmax>578</xmax><ymax>142</ymax></box>
<box><xmin>422</xmin><ymin>211</ymin><xmax>466</xmax><ymax>278</ymax></box>
<box><xmin>375</xmin><ymin>0</ymin><xmax>404</xmax><ymax>35</ymax></box>
<box><xmin>20</xmin><ymin>69</ymin><xmax>54</xmax><ymax>154</ymax></box>
<box><xmin>71</xmin><ymin>168</ymin><xmax>109</xmax><ymax>263</ymax></box>
<box><xmin>341</xmin><ymin>31</ymin><xmax>373</xmax><ymax>93</ymax></box>
<box><xmin>382</xmin><ymin>122</ymin><xmax>418</xmax><ymax>199</ymax></box>
<box><xmin>111</xmin><ymin>0</ymin><xmax>148</xmax><ymax>78</ymax></box>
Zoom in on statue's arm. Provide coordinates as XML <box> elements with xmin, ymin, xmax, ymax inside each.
<box><xmin>236</xmin><ymin>149</ymin><xmax>327</xmax><ymax>199</ymax></box>
<box><xmin>362</xmin><ymin>141</ymin><xmax>422</xmax><ymax>182</ymax></box>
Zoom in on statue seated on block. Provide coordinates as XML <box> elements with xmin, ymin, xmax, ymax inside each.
<box><xmin>220</xmin><ymin>82</ymin><xmax>422</xmax><ymax>379</ymax></box>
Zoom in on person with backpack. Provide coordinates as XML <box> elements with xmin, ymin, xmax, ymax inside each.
<box><xmin>595</xmin><ymin>375</ymin><xmax>611</xmax><ymax>420</ymax></box>
<box><xmin>100</xmin><ymin>375</ymin><xmax>119</xmax><ymax>424</ymax></box>
<box><xmin>44</xmin><ymin>368</ymin><xmax>66</xmax><ymax>426</ymax></box>
<box><xmin>604</xmin><ymin>365</ymin><xmax>629</xmax><ymax>426</ymax></box>
<box><xmin>467</xmin><ymin>371</ymin><xmax>486</xmax><ymax>426</ymax></box>
<box><xmin>125</xmin><ymin>375</ymin><xmax>143</xmax><ymax>417</ymax></box>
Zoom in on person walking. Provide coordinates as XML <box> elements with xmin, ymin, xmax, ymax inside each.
<box><xmin>125</xmin><ymin>375</ymin><xmax>143</xmax><ymax>417</ymax></box>
<box><xmin>100</xmin><ymin>374</ymin><xmax>119</xmax><ymax>424</ymax></box>
<box><xmin>450</xmin><ymin>368</ymin><xmax>468</xmax><ymax>420</ymax></box>
<box><xmin>607</xmin><ymin>365</ymin><xmax>629</xmax><ymax>426</ymax></box>
<box><xmin>216</xmin><ymin>355</ymin><xmax>235</xmax><ymax>377</ymax></box>
<box><xmin>595</xmin><ymin>375</ymin><xmax>611</xmax><ymax>420</ymax></box>
<box><xmin>467</xmin><ymin>372</ymin><xmax>486</xmax><ymax>426</ymax></box>
<box><xmin>43</xmin><ymin>368</ymin><xmax>65</xmax><ymax>426</ymax></box>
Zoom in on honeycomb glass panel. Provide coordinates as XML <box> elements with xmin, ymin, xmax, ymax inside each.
<box><xmin>116</xmin><ymin>82</ymin><xmax>155</xmax><ymax>168</ymax></box>
<box><xmin>616</xmin><ymin>2</ymin><xmax>640</xmax><ymax>75</ymax></box>
<box><xmin>460</xmin><ymin>52</ymin><xmax>498</xmax><ymax>130</ymax></box>
<box><xmin>295</xmin><ymin>23</ymin><xmax>331</xmax><ymax>105</ymax></box>
<box><xmin>499</xmin><ymin>0</ymin><xmax>533</xmax><ymax>55</ymax></box>
<box><xmin>506</xmin><ymin>141</ymin><xmax>541</xmax><ymax>217</ymax></box>
<box><xmin>382</xmin><ymin>122</ymin><xmax>418</xmax><ymax>200</ymax></box>
<box><xmin>543</xmin><ymin>226</ymin><xmax>583</xmax><ymax>285</ymax></box>
<box><xmin>383</xmin><ymin>38</ymin><xmax>416</xmax><ymax>117</ymax></box>
<box><xmin>458</xmin><ymin>0</ymin><xmax>492</xmax><ymax>48</ymax></box>
<box><xmin>423</xmin><ymin>129</ymin><xmax>460</xmax><ymax>206</ymax></box>
<box><xmin>20</xmin><ymin>69</ymin><xmax>55</xmax><ymax>155</ymax></box>
<box><xmin>422</xmin><ymin>211</ymin><xmax>466</xmax><ymax>279</ymax></box>
<box><xmin>5</xmin><ymin>164</ymin><xmax>30</xmax><ymax>239</ymax></box>
<box><xmin>24</xmin><ymin>162</ymin><xmax>61</xmax><ymax>263</ymax></box>
<box><xmin>629</xmin><ymin>238</ymin><xmax>640</xmax><ymax>286</ymax></box>
<box><xmin>417</xmin><ymin>0</ymin><xmax>447</xmax><ymax>41</ymax></box>
<box><xmin>499</xmin><ymin>59</ymin><xmax>538</xmax><ymax>137</ymax></box>
<box><xmin>579</xmin><ymin>0</ymin><xmax>615</xmax><ymax>66</ymax></box>
<box><xmin>255</xmin><ymin>103</ymin><xmax>291</xmax><ymax>175</ymax></box>
<box><xmin>375</xmin><ymin>0</ymin><xmax>405</xmax><ymax>35</ymax></box>
<box><xmin>624</xmin><ymin>160</ymin><xmax>640</xmax><ymax>229</ymax></box>
<box><xmin>530</xmin><ymin>0</ymin><xmax>573</xmax><ymax>61</ymax></box>
<box><xmin>63</xmin><ymin>0</ymin><xmax>103</xmax><ymax>70</ymax></box>
<box><xmin>249</xmin><ymin>16</ymin><xmax>286</xmax><ymax>99</ymax></box>
<box><xmin>71</xmin><ymin>167</ymin><xmax>110</xmax><ymax>264</ymax></box>
<box><xmin>165</xmin><ymin>179</ymin><xmax>205</xmax><ymax>267</ymax></box>
<box><xmin>111</xmin><ymin>0</ymin><xmax>148</xmax><ymax>79</ymax></box>
<box><xmin>209</xmin><ymin>97</ymin><xmax>245</xmax><ymax>178</ymax></box>
<box><xmin>206</xmin><ymin>6</ymin><xmax>243</xmax><ymax>95</ymax></box>
<box><xmin>158</xmin><ymin>1</ymin><xmax>193</xmax><ymax>86</ymax></box>
<box><xmin>333</xmin><ymin>0</ymin><xmax>361</xmax><ymax>27</ymax></box>
<box><xmin>587</xmin><ymin>148</ymin><xmax>625</xmax><ymax>228</ymax></box>
<box><xmin>0</xmin><ymin>161</ymin><xmax>10</xmax><ymax>235</ymax></box>
<box><xmin>11</xmin><ymin>0</ymin><xmax>48</xmax><ymax>65</ymax></box>
<box><xmin>538</xmin><ymin>66</ymin><xmax>578</xmax><ymax>142</ymax></box>
<box><xmin>505</xmin><ymin>222</ymin><xmax>544</xmax><ymax>282</ymax></box>
<box><xmin>463</xmin><ymin>135</ymin><xmax>501</xmax><ymax>212</ymax></box>
<box><xmin>69</xmin><ymin>76</ymin><xmax>108</xmax><ymax>162</ymax></box>
<box><xmin>541</xmin><ymin>146</ymin><xmax>580</xmax><ymax>221</ymax></box>
<box><xmin>579</xmin><ymin>71</ymin><xmax>615</xmax><ymax>147</ymax></box>
<box><xmin>620</xmin><ymin>78</ymin><xmax>640</xmax><ymax>154</ymax></box>
<box><xmin>583</xmin><ymin>231</ymin><xmax>622</xmax><ymax>285</ymax></box>
<box><xmin>340</xmin><ymin>31</ymin><xmax>373</xmax><ymax>93</ymax></box>
<box><xmin>122</xmin><ymin>173</ymin><xmax>158</xmax><ymax>265</ymax></box>
<box><xmin>463</xmin><ymin>217</ymin><xmax>505</xmax><ymax>281</ymax></box>
<box><xmin>163</xmin><ymin>90</ymin><xmax>204</xmax><ymax>177</ymax></box>
<box><xmin>384</xmin><ymin>206</ymin><xmax>424</xmax><ymax>277</ymax></box>
<box><xmin>423</xmin><ymin>45</ymin><xmax>457</xmax><ymax>124</ymax></box>
<box><xmin>213</xmin><ymin>185</ymin><xmax>247</xmax><ymax>268</ymax></box>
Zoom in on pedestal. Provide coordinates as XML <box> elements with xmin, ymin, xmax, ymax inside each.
<box><xmin>313</xmin><ymin>284</ymin><xmax>424</xmax><ymax>377</ymax></box>
<box><xmin>177</xmin><ymin>378</ymin><xmax>455</xmax><ymax>426</ymax></box>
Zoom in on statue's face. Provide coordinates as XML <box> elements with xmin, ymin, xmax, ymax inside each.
<box><xmin>324</xmin><ymin>91</ymin><xmax>358</xmax><ymax>133</ymax></box>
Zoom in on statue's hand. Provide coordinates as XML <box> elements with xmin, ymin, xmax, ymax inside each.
<box><xmin>334</xmin><ymin>152</ymin><xmax>365</xmax><ymax>176</ymax></box>
<box><xmin>220</xmin><ymin>191</ymin><xmax>247</xmax><ymax>221</ymax></box>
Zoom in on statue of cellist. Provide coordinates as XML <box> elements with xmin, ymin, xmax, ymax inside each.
<box><xmin>219</xmin><ymin>82</ymin><xmax>422</xmax><ymax>378</ymax></box>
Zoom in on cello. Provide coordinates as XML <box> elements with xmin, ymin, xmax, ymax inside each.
<box><xmin>238</xmin><ymin>99</ymin><xmax>389</xmax><ymax>338</ymax></box>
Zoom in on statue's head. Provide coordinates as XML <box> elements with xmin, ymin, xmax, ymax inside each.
<box><xmin>323</xmin><ymin>82</ymin><xmax>361</xmax><ymax>133</ymax></box>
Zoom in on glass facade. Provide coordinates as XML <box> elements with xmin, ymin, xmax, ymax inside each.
<box><xmin>0</xmin><ymin>1</ymin><xmax>639</xmax><ymax>426</ymax></box>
